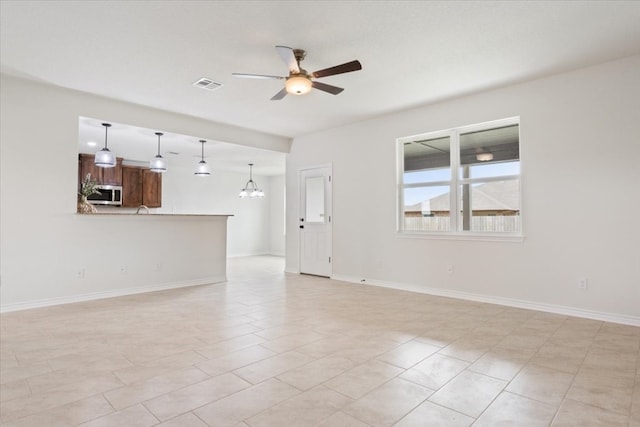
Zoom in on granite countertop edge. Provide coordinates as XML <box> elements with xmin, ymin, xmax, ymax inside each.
<box><xmin>75</xmin><ymin>213</ymin><xmax>234</xmax><ymax>217</ymax></box>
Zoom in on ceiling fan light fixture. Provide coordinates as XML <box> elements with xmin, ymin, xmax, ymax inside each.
<box><xmin>285</xmin><ymin>75</ymin><xmax>312</xmax><ymax>95</ymax></box>
<box><xmin>233</xmin><ymin>46</ymin><xmax>361</xmax><ymax>100</ymax></box>
<box><xmin>476</xmin><ymin>152</ymin><xmax>494</xmax><ymax>162</ymax></box>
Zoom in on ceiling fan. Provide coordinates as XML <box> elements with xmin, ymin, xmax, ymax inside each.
<box><xmin>233</xmin><ymin>46</ymin><xmax>362</xmax><ymax>101</ymax></box>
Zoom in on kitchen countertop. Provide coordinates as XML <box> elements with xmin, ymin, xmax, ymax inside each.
<box><xmin>74</xmin><ymin>213</ymin><xmax>234</xmax><ymax>218</ymax></box>
<box><xmin>80</xmin><ymin>213</ymin><xmax>233</xmax><ymax>216</ymax></box>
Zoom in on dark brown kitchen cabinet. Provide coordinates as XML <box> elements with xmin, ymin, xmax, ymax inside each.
<box><xmin>121</xmin><ymin>165</ymin><xmax>162</xmax><ymax>208</ymax></box>
<box><xmin>121</xmin><ymin>166</ymin><xmax>142</xmax><ymax>207</ymax></box>
<box><xmin>142</xmin><ymin>170</ymin><xmax>162</xmax><ymax>208</ymax></box>
<box><xmin>78</xmin><ymin>154</ymin><xmax>123</xmax><ymax>186</ymax></box>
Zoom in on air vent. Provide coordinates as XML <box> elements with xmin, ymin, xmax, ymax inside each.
<box><xmin>192</xmin><ymin>77</ymin><xmax>223</xmax><ymax>91</ymax></box>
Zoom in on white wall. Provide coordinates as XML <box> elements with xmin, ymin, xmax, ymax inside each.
<box><xmin>157</xmin><ymin>164</ymin><xmax>282</xmax><ymax>257</ymax></box>
<box><xmin>0</xmin><ymin>74</ymin><xmax>289</xmax><ymax>310</ymax></box>
<box><xmin>267</xmin><ymin>174</ymin><xmax>286</xmax><ymax>256</ymax></box>
<box><xmin>286</xmin><ymin>55</ymin><xmax>640</xmax><ymax>324</ymax></box>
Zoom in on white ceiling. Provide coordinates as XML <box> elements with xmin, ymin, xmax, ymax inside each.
<box><xmin>2</xmin><ymin>1</ymin><xmax>640</xmax><ymax>174</ymax></box>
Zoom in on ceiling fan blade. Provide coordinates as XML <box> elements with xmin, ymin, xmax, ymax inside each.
<box><xmin>312</xmin><ymin>60</ymin><xmax>362</xmax><ymax>78</ymax></box>
<box><xmin>232</xmin><ymin>73</ymin><xmax>285</xmax><ymax>80</ymax></box>
<box><xmin>312</xmin><ymin>81</ymin><xmax>344</xmax><ymax>95</ymax></box>
<box><xmin>270</xmin><ymin>87</ymin><xmax>288</xmax><ymax>101</ymax></box>
<box><xmin>275</xmin><ymin>46</ymin><xmax>300</xmax><ymax>74</ymax></box>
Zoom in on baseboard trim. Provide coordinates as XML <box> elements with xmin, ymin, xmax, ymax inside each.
<box><xmin>330</xmin><ymin>275</ymin><xmax>640</xmax><ymax>327</ymax></box>
<box><xmin>227</xmin><ymin>252</ymin><xmax>276</xmax><ymax>258</ymax></box>
<box><xmin>0</xmin><ymin>276</ymin><xmax>227</xmax><ymax>314</ymax></box>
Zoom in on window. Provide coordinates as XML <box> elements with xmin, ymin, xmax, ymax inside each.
<box><xmin>398</xmin><ymin>117</ymin><xmax>521</xmax><ymax>237</ymax></box>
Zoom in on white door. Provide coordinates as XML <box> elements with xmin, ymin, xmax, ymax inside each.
<box><xmin>299</xmin><ymin>165</ymin><xmax>332</xmax><ymax>277</ymax></box>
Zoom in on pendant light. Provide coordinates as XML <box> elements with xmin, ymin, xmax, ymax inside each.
<box><xmin>239</xmin><ymin>163</ymin><xmax>264</xmax><ymax>198</ymax></box>
<box><xmin>149</xmin><ymin>132</ymin><xmax>167</xmax><ymax>173</ymax></box>
<box><xmin>194</xmin><ymin>140</ymin><xmax>210</xmax><ymax>176</ymax></box>
<box><xmin>94</xmin><ymin>123</ymin><xmax>116</xmax><ymax>168</ymax></box>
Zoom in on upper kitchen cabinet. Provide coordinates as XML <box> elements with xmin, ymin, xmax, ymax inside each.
<box><xmin>78</xmin><ymin>154</ymin><xmax>123</xmax><ymax>186</ymax></box>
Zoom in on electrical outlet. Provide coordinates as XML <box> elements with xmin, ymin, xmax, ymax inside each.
<box><xmin>75</xmin><ymin>268</ymin><xmax>85</xmax><ymax>279</ymax></box>
<box><xmin>120</xmin><ymin>265</ymin><xmax>128</xmax><ymax>274</ymax></box>
<box><xmin>578</xmin><ymin>278</ymin><xmax>588</xmax><ymax>290</ymax></box>
<box><xmin>447</xmin><ymin>265</ymin><xmax>454</xmax><ymax>275</ymax></box>
<box><xmin>155</xmin><ymin>263</ymin><xmax>162</xmax><ymax>272</ymax></box>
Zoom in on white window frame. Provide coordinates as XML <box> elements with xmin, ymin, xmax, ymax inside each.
<box><xmin>397</xmin><ymin>117</ymin><xmax>523</xmax><ymax>242</ymax></box>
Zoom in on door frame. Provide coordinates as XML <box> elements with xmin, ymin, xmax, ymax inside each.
<box><xmin>298</xmin><ymin>163</ymin><xmax>332</xmax><ymax>277</ymax></box>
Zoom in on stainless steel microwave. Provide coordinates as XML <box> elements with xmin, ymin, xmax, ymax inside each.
<box><xmin>87</xmin><ymin>185</ymin><xmax>123</xmax><ymax>206</ymax></box>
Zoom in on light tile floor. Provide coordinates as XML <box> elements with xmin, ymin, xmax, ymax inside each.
<box><xmin>1</xmin><ymin>256</ymin><xmax>638</xmax><ymax>426</ymax></box>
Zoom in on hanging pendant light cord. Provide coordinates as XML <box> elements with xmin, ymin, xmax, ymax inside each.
<box><xmin>245</xmin><ymin>163</ymin><xmax>256</xmax><ymax>188</ymax></box>
<box><xmin>156</xmin><ymin>133</ymin><xmax>162</xmax><ymax>156</ymax></box>
<box><xmin>103</xmin><ymin>123</ymin><xmax>110</xmax><ymax>149</ymax></box>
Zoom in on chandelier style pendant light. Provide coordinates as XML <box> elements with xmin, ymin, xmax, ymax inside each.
<box><xmin>149</xmin><ymin>132</ymin><xmax>167</xmax><ymax>173</ymax></box>
<box><xmin>94</xmin><ymin>123</ymin><xmax>116</xmax><ymax>168</ymax></box>
<box><xmin>194</xmin><ymin>140</ymin><xmax>210</xmax><ymax>176</ymax></box>
<box><xmin>239</xmin><ymin>163</ymin><xmax>264</xmax><ymax>198</ymax></box>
